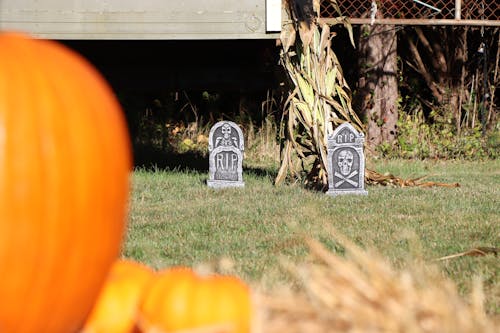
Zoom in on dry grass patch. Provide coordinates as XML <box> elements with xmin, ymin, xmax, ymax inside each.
<box><xmin>254</xmin><ymin>233</ymin><xmax>497</xmax><ymax>333</ymax></box>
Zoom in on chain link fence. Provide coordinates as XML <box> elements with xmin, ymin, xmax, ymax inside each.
<box><xmin>321</xmin><ymin>0</ymin><xmax>500</xmax><ymax>21</ymax></box>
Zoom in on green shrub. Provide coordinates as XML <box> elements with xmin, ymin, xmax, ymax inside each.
<box><xmin>379</xmin><ymin>110</ymin><xmax>499</xmax><ymax>160</ymax></box>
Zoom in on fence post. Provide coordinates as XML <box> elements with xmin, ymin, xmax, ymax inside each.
<box><xmin>455</xmin><ymin>0</ymin><xmax>462</xmax><ymax>20</ymax></box>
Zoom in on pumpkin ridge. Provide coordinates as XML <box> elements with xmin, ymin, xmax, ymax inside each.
<box><xmin>1</xmin><ymin>35</ymin><xmax>53</xmax><ymax>331</ymax></box>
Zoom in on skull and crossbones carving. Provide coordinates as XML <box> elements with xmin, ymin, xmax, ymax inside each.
<box><xmin>334</xmin><ymin>149</ymin><xmax>358</xmax><ymax>187</ymax></box>
<box><xmin>215</xmin><ymin>123</ymin><xmax>238</xmax><ymax>147</ymax></box>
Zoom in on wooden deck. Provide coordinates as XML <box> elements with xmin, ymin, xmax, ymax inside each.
<box><xmin>0</xmin><ymin>0</ymin><xmax>282</xmax><ymax>40</ymax></box>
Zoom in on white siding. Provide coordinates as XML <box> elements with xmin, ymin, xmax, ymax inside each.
<box><xmin>0</xmin><ymin>0</ymin><xmax>281</xmax><ymax>39</ymax></box>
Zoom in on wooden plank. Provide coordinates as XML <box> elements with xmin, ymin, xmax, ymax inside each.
<box><xmin>320</xmin><ymin>18</ymin><xmax>500</xmax><ymax>27</ymax></box>
<box><xmin>0</xmin><ymin>0</ymin><xmax>281</xmax><ymax>39</ymax></box>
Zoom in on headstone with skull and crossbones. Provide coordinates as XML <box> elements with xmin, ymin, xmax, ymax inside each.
<box><xmin>207</xmin><ymin>121</ymin><xmax>245</xmax><ymax>188</ymax></box>
<box><xmin>326</xmin><ymin>123</ymin><xmax>368</xmax><ymax>197</ymax></box>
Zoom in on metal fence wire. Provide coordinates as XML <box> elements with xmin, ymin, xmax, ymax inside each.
<box><xmin>320</xmin><ymin>0</ymin><xmax>500</xmax><ymax>21</ymax></box>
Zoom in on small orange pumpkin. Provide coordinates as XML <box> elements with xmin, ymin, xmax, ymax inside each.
<box><xmin>82</xmin><ymin>260</ymin><xmax>155</xmax><ymax>333</ymax></box>
<box><xmin>139</xmin><ymin>267</ymin><xmax>252</xmax><ymax>333</ymax></box>
<box><xmin>0</xmin><ymin>32</ymin><xmax>131</xmax><ymax>332</ymax></box>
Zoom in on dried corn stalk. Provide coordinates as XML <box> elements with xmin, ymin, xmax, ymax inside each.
<box><xmin>255</xmin><ymin>233</ymin><xmax>497</xmax><ymax>333</ymax></box>
<box><xmin>275</xmin><ymin>1</ymin><xmax>460</xmax><ymax>190</ymax></box>
<box><xmin>275</xmin><ymin>0</ymin><xmax>362</xmax><ymax>189</ymax></box>
<box><xmin>365</xmin><ymin>168</ymin><xmax>461</xmax><ymax>188</ymax></box>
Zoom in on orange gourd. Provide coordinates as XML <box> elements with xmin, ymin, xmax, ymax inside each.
<box><xmin>0</xmin><ymin>32</ymin><xmax>131</xmax><ymax>332</ymax></box>
<box><xmin>82</xmin><ymin>260</ymin><xmax>155</xmax><ymax>333</ymax></box>
<box><xmin>139</xmin><ymin>267</ymin><xmax>252</xmax><ymax>333</ymax></box>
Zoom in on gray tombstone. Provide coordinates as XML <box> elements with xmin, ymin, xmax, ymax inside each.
<box><xmin>326</xmin><ymin>123</ymin><xmax>368</xmax><ymax>197</ymax></box>
<box><xmin>207</xmin><ymin>121</ymin><xmax>245</xmax><ymax>188</ymax></box>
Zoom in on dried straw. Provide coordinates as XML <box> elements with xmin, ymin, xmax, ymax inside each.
<box><xmin>253</xmin><ymin>233</ymin><xmax>496</xmax><ymax>333</ymax></box>
<box><xmin>365</xmin><ymin>168</ymin><xmax>460</xmax><ymax>188</ymax></box>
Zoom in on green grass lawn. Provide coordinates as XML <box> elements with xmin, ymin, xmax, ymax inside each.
<box><xmin>124</xmin><ymin>158</ymin><xmax>499</xmax><ymax>314</ymax></box>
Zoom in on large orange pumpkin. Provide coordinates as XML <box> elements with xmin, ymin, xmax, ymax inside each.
<box><xmin>82</xmin><ymin>260</ymin><xmax>155</xmax><ymax>333</ymax></box>
<box><xmin>138</xmin><ymin>267</ymin><xmax>252</xmax><ymax>333</ymax></box>
<box><xmin>0</xmin><ymin>32</ymin><xmax>131</xmax><ymax>332</ymax></box>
